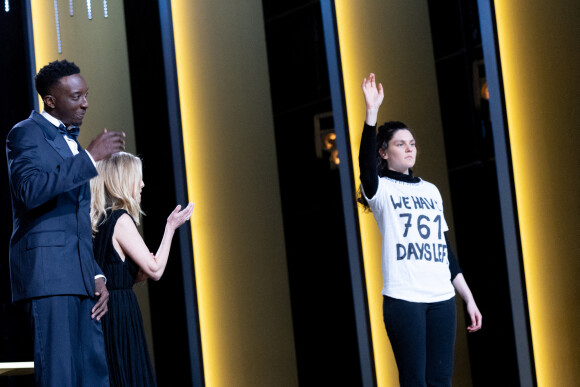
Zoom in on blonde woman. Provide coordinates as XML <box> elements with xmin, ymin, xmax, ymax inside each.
<box><xmin>90</xmin><ymin>151</ymin><xmax>193</xmax><ymax>387</ymax></box>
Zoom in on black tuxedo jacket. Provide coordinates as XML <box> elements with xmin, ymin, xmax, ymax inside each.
<box><xmin>6</xmin><ymin>111</ymin><xmax>102</xmax><ymax>302</ymax></box>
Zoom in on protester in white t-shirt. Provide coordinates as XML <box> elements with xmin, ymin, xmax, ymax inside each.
<box><xmin>358</xmin><ymin>73</ymin><xmax>482</xmax><ymax>387</ymax></box>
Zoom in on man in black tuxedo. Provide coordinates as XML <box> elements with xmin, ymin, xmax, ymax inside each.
<box><xmin>6</xmin><ymin>59</ymin><xmax>125</xmax><ymax>386</ymax></box>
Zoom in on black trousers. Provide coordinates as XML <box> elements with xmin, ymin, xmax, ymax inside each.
<box><xmin>28</xmin><ymin>295</ymin><xmax>109</xmax><ymax>387</ymax></box>
<box><xmin>383</xmin><ymin>295</ymin><xmax>457</xmax><ymax>387</ymax></box>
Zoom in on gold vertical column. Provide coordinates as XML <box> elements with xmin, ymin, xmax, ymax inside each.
<box><xmin>494</xmin><ymin>2</ymin><xmax>580</xmax><ymax>385</ymax></box>
<box><xmin>170</xmin><ymin>1</ymin><xmax>298</xmax><ymax>385</ymax></box>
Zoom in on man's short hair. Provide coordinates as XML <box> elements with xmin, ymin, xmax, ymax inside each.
<box><xmin>34</xmin><ymin>60</ymin><xmax>81</xmax><ymax>97</ymax></box>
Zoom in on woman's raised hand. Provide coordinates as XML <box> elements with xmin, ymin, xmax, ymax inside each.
<box><xmin>362</xmin><ymin>73</ymin><xmax>384</xmax><ymax>126</ymax></box>
<box><xmin>362</xmin><ymin>73</ymin><xmax>384</xmax><ymax>111</ymax></box>
<box><xmin>167</xmin><ymin>202</ymin><xmax>195</xmax><ymax>231</ymax></box>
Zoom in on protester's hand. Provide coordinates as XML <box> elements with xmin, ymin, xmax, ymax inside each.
<box><xmin>452</xmin><ymin>273</ymin><xmax>482</xmax><ymax>333</ymax></box>
<box><xmin>466</xmin><ymin>300</ymin><xmax>482</xmax><ymax>333</ymax></box>
<box><xmin>92</xmin><ymin>277</ymin><xmax>109</xmax><ymax>321</ymax></box>
<box><xmin>362</xmin><ymin>73</ymin><xmax>384</xmax><ymax>111</ymax></box>
<box><xmin>86</xmin><ymin>129</ymin><xmax>126</xmax><ymax>161</ymax></box>
<box><xmin>167</xmin><ymin>202</ymin><xmax>194</xmax><ymax>231</ymax></box>
<box><xmin>362</xmin><ymin>73</ymin><xmax>384</xmax><ymax>126</ymax></box>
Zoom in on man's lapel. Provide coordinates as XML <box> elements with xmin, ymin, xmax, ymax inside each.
<box><xmin>30</xmin><ymin>111</ymin><xmax>74</xmax><ymax>159</ymax></box>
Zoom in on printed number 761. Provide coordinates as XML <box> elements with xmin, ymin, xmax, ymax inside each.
<box><xmin>399</xmin><ymin>214</ymin><xmax>442</xmax><ymax>240</ymax></box>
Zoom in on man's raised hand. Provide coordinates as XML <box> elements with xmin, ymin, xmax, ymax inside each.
<box><xmin>86</xmin><ymin>129</ymin><xmax>126</xmax><ymax>161</ymax></box>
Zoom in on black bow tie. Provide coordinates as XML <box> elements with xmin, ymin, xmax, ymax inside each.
<box><xmin>58</xmin><ymin>123</ymin><xmax>80</xmax><ymax>140</ymax></box>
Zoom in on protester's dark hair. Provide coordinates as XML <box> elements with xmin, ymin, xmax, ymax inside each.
<box><xmin>34</xmin><ymin>60</ymin><xmax>81</xmax><ymax>97</ymax></box>
<box><xmin>357</xmin><ymin>121</ymin><xmax>413</xmax><ymax>210</ymax></box>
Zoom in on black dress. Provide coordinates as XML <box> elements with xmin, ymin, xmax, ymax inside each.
<box><xmin>93</xmin><ymin>209</ymin><xmax>157</xmax><ymax>387</ymax></box>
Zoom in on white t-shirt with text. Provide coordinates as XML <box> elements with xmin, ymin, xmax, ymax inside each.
<box><xmin>364</xmin><ymin>177</ymin><xmax>455</xmax><ymax>303</ymax></box>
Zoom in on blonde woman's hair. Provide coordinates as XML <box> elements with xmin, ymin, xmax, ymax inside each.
<box><xmin>90</xmin><ymin>152</ymin><xmax>144</xmax><ymax>234</ymax></box>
